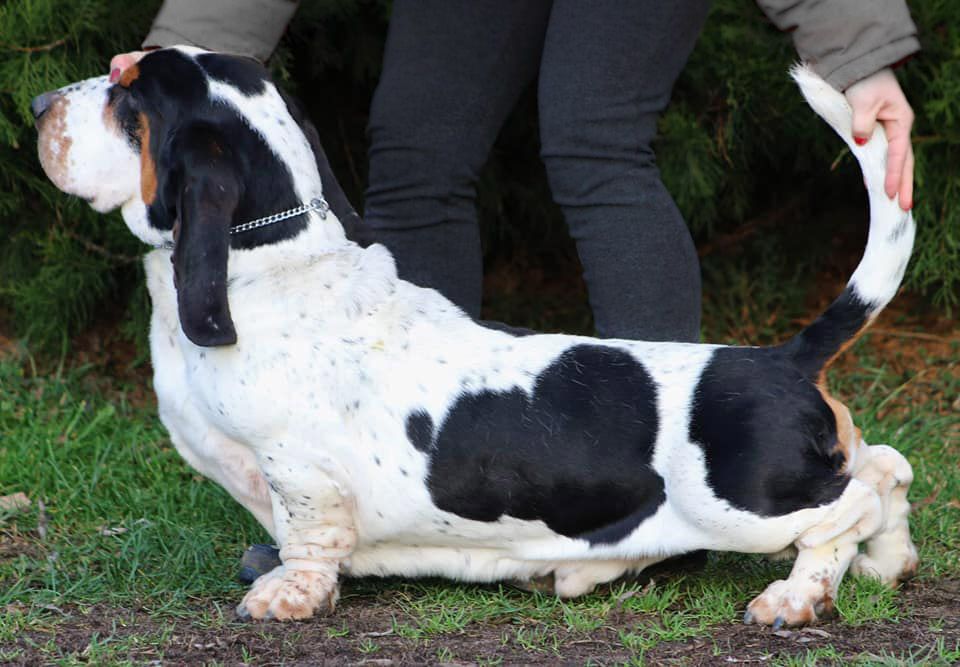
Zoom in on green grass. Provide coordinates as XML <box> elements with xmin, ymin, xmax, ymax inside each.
<box><xmin>0</xmin><ymin>360</ymin><xmax>264</xmax><ymax>615</ymax></box>
<box><xmin>0</xmin><ymin>315</ymin><xmax>957</xmax><ymax>663</ymax></box>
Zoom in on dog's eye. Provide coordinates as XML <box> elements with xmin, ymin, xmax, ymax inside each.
<box><xmin>107</xmin><ymin>85</ymin><xmax>127</xmax><ymax>105</ymax></box>
<box><xmin>108</xmin><ymin>91</ymin><xmax>144</xmax><ymax>147</ymax></box>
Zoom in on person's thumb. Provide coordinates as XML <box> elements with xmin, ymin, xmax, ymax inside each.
<box><xmin>850</xmin><ymin>105</ymin><xmax>878</xmax><ymax>146</ymax></box>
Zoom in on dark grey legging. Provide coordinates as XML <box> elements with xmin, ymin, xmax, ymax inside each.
<box><xmin>364</xmin><ymin>0</ymin><xmax>711</xmax><ymax>342</ymax></box>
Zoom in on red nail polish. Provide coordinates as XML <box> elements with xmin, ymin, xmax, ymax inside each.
<box><xmin>109</xmin><ymin>68</ymin><xmax>121</xmax><ymax>83</ymax></box>
<box><xmin>853</xmin><ymin>137</ymin><xmax>868</xmax><ymax>146</ymax></box>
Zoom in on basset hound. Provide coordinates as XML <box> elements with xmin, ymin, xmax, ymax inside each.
<box><xmin>33</xmin><ymin>47</ymin><xmax>918</xmax><ymax>626</ymax></box>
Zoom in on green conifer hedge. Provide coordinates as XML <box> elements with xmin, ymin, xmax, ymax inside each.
<box><xmin>1</xmin><ymin>0</ymin><xmax>957</xmax><ymax>349</ymax></box>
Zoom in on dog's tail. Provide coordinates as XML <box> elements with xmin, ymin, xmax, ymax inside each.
<box><xmin>781</xmin><ymin>65</ymin><xmax>915</xmax><ymax>381</ymax></box>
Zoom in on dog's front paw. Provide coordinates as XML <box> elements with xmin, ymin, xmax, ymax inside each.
<box><xmin>744</xmin><ymin>579</ymin><xmax>836</xmax><ymax>629</ymax></box>
<box><xmin>236</xmin><ymin>565</ymin><xmax>340</xmax><ymax>621</ymax></box>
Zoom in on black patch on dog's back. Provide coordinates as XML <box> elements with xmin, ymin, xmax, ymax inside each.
<box><xmin>689</xmin><ymin>346</ymin><xmax>849</xmax><ymax>516</ymax></box>
<box><xmin>424</xmin><ymin>344</ymin><xmax>664</xmax><ymax>545</ymax></box>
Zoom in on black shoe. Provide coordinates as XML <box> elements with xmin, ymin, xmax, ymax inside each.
<box><xmin>238</xmin><ymin>544</ymin><xmax>281</xmax><ymax>584</ymax></box>
<box><xmin>648</xmin><ymin>549</ymin><xmax>710</xmax><ymax>575</ymax></box>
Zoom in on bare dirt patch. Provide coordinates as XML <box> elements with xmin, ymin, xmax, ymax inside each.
<box><xmin>4</xmin><ymin>580</ymin><xmax>958</xmax><ymax>666</ymax></box>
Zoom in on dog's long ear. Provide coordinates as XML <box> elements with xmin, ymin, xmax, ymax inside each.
<box><xmin>165</xmin><ymin>124</ymin><xmax>242</xmax><ymax>347</ymax></box>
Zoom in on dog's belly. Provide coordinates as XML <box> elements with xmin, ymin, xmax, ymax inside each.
<box><xmin>346</xmin><ymin>469</ymin><xmax>831</xmax><ymax>568</ymax></box>
<box><xmin>345</xmin><ymin>543</ymin><xmax>553</xmax><ymax>582</ymax></box>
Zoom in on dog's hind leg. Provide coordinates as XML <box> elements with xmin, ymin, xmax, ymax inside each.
<box><xmin>553</xmin><ymin>557</ymin><xmax>665</xmax><ymax>598</ymax></box>
<box><xmin>849</xmin><ymin>442</ymin><xmax>919</xmax><ymax>585</ymax></box>
<box><xmin>744</xmin><ymin>478</ymin><xmax>883</xmax><ymax>628</ymax></box>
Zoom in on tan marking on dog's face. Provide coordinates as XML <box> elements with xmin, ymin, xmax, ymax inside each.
<box><xmin>35</xmin><ymin>75</ymin><xmax>142</xmax><ymax>214</ymax></box>
<box><xmin>139</xmin><ymin>113</ymin><xmax>157</xmax><ymax>205</ymax></box>
<box><xmin>101</xmin><ymin>92</ymin><xmax>118</xmax><ymax>132</ymax></box>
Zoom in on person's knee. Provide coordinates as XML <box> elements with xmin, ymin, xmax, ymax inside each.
<box><xmin>539</xmin><ymin>113</ymin><xmax>660</xmax><ymax>209</ymax></box>
<box><xmin>366</xmin><ymin>116</ymin><xmax>486</xmax><ymax>225</ymax></box>
<box><xmin>368</xmin><ymin>81</ymin><xmax>494</xmax><ymax>201</ymax></box>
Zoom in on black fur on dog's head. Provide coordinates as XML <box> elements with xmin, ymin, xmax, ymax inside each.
<box><xmin>34</xmin><ymin>46</ymin><xmax>361</xmax><ymax>347</ymax></box>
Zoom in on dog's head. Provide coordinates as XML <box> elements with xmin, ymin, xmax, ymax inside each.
<box><xmin>33</xmin><ymin>46</ymin><xmax>347</xmax><ymax>347</ymax></box>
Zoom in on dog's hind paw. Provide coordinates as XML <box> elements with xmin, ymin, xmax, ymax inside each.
<box><xmin>236</xmin><ymin>565</ymin><xmax>340</xmax><ymax>621</ymax></box>
<box><xmin>850</xmin><ymin>548</ymin><xmax>918</xmax><ymax>587</ymax></box>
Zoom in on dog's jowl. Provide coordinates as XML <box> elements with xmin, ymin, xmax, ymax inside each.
<box><xmin>34</xmin><ymin>47</ymin><xmax>919</xmax><ymax>625</ymax></box>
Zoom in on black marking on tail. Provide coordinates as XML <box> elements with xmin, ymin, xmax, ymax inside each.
<box><xmin>781</xmin><ymin>287</ymin><xmax>874</xmax><ymax>379</ymax></box>
<box><xmin>888</xmin><ymin>219</ymin><xmax>911</xmax><ymax>243</ymax></box>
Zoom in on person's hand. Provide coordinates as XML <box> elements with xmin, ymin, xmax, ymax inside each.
<box><xmin>109</xmin><ymin>51</ymin><xmax>149</xmax><ymax>83</ymax></box>
<box><xmin>844</xmin><ymin>68</ymin><xmax>914</xmax><ymax>211</ymax></box>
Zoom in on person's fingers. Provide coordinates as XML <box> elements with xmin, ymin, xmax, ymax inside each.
<box><xmin>109</xmin><ymin>51</ymin><xmax>148</xmax><ymax>83</ymax></box>
<box><xmin>882</xmin><ymin>117</ymin><xmax>911</xmax><ymax>201</ymax></box>
<box><xmin>845</xmin><ymin>68</ymin><xmax>915</xmax><ymax>207</ymax></box>
<box><xmin>899</xmin><ymin>146</ymin><xmax>915</xmax><ymax>211</ymax></box>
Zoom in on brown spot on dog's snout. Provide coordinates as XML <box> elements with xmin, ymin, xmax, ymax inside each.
<box><xmin>36</xmin><ymin>95</ymin><xmax>72</xmax><ymax>184</ymax></box>
<box><xmin>139</xmin><ymin>112</ymin><xmax>158</xmax><ymax>205</ymax></box>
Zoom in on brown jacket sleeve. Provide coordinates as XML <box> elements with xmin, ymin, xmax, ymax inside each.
<box><xmin>756</xmin><ymin>0</ymin><xmax>920</xmax><ymax>90</ymax></box>
<box><xmin>143</xmin><ymin>0</ymin><xmax>300</xmax><ymax>62</ymax></box>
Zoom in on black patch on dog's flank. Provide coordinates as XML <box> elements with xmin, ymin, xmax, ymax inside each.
<box><xmin>781</xmin><ymin>287</ymin><xmax>874</xmax><ymax>379</ymax></box>
<box><xmin>425</xmin><ymin>344</ymin><xmax>663</xmax><ymax>544</ymax></box>
<box><xmin>405</xmin><ymin>410</ymin><xmax>434</xmax><ymax>453</ymax></box>
<box><xmin>196</xmin><ymin>53</ymin><xmax>268</xmax><ymax>96</ymax></box>
<box><xmin>689</xmin><ymin>347</ymin><xmax>849</xmax><ymax>517</ymax></box>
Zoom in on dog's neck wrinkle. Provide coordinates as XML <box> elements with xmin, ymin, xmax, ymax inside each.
<box><xmin>226</xmin><ymin>223</ymin><xmax>397</xmax><ymax>317</ymax></box>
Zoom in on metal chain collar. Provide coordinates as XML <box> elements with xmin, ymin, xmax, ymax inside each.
<box><xmin>229</xmin><ymin>196</ymin><xmax>329</xmax><ymax>236</ymax></box>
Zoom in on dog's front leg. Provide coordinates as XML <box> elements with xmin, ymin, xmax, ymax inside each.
<box><xmin>236</xmin><ymin>467</ymin><xmax>355</xmax><ymax>621</ymax></box>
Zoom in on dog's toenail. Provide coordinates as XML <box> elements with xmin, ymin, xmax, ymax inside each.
<box><xmin>743</xmin><ymin>611</ymin><xmax>754</xmax><ymax>625</ymax></box>
<box><xmin>236</xmin><ymin>605</ymin><xmax>251</xmax><ymax>620</ymax></box>
<box><xmin>772</xmin><ymin>616</ymin><xmax>785</xmax><ymax>631</ymax></box>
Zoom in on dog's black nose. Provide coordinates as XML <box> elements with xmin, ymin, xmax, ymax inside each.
<box><xmin>30</xmin><ymin>91</ymin><xmax>57</xmax><ymax>120</ymax></box>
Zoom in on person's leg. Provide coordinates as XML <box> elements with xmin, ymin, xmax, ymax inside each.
<box><xmin>364</xmin><ymin>0</ymin><xmax>552</xmax><ymax>317</ymax></box>
<box><xmin>538</xmin><ymin>1</ymin><xmax>712</xmax><ymax>341</ymax></box>
<box><xmin>239</xmin><ymin>2</ymin><xmax>552</xmax><ymax>584</ymax></box>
